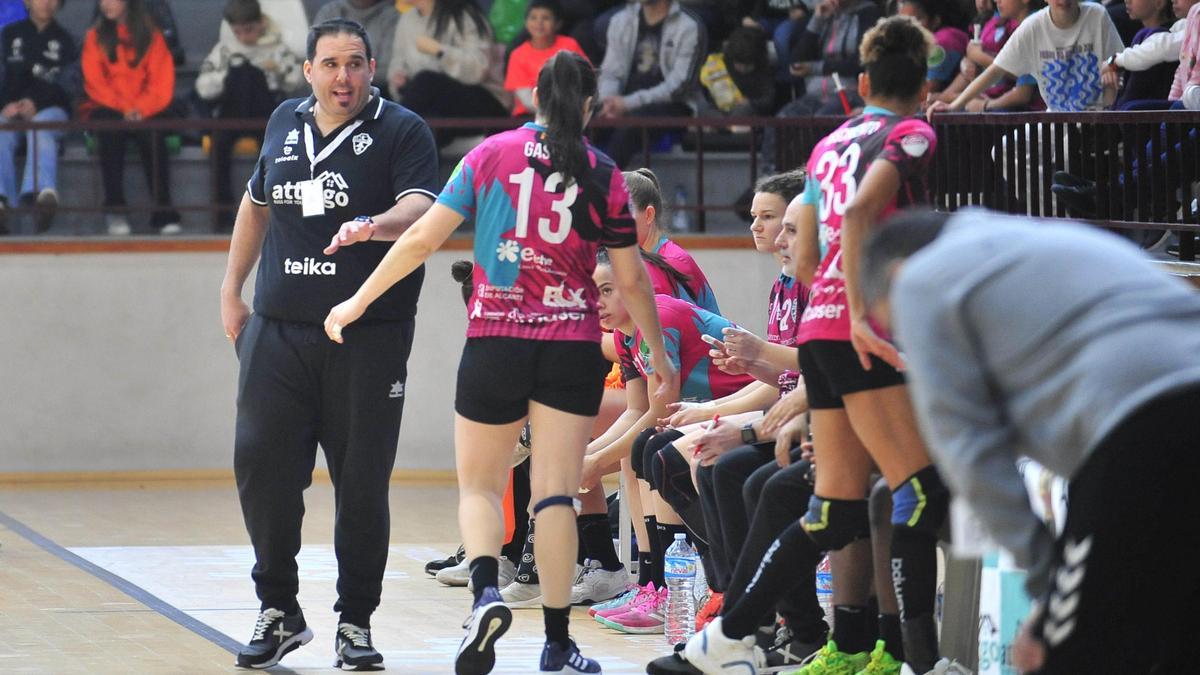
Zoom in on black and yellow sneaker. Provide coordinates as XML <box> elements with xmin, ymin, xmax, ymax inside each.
<box><xmin>334</xmin><ymin>623</ymin><xmax>384</xmax><ymax>671</ymax></box>
<box><xmin>235</xmin><ymin>608</ymin><xmax>313</xmax><ymax>669</ymax></box>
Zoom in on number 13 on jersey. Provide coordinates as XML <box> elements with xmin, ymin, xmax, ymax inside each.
<box><xmin>509</xmin><ymin>167</ymin><xmax>579</xmax><ymax>244</ymax></box>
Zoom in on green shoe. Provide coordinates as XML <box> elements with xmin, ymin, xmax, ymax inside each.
<box><xmin>788</xmin><ymin>640</ymin><xmax>870</xmax><ymax>675</ymax></box>
<box><xmin>856</xmin><ymin>640</ymin><xmax>903</xmax><ymax>674</ymax></box>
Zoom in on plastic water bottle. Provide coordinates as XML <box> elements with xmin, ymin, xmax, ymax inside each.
<box><xmin>815</xmin><ymin>555</ymin><xmax>833</xmax><ymax>625</ymax></box>
<box><xmin>664</xmin><ymin>533</ymin><xmax>697</xmax><ymax>644</ymax></box>
<box><xmin>671</xmin><ymin>185</ymin><xmax>691</xmax><ymax>233</ymax></box>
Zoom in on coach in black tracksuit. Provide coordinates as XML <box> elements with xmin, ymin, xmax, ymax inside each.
<box><xmin>219</xmin><ymin>19</ymin><xmax>437</xmax><ymax>671</ymax></box>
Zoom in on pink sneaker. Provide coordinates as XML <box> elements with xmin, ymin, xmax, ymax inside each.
<box><xmin>588</xmin><ymin>583</ymin><xmax>643</xmax><ymax>617</ymax></box>
<box><xmin>594</xmin><ymin>586</ymin><xmax>666</xmax><ymax>634</ymax></box>
<box><xmin>592</xmin><ymin>582</ymin><xmax>655</xmax><ymax>620</ymax></box>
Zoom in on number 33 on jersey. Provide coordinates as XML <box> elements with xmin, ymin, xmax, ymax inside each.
<box><xmin>435</xmin><ymin>122</ymin><xmax>638</xmax><ymax>342</ymax></box>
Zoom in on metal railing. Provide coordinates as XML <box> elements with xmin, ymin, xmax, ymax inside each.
<box><xmin>4</xmin><ymin>112</ymin><xmax>1199</xmax><ymax>257</ymax></box>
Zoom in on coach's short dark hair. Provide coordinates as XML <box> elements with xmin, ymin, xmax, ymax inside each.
<box><xmin>307</xmin><ymin>18</ymin><xmax>372</xmax><ymax>62</ymax></box>
<box><xmin>861</xmin><ymin>208</ymin><xmax>950</xmax><ymax>308</ymax></box>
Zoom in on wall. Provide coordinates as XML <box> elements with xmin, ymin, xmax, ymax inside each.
<box><xmin>0</xmin><ymin>246</ymin><xmax>778</xmax><ymax>474</ymax></box>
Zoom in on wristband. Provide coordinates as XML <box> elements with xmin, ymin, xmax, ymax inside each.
<box><xmin>355</xmin><ymin>215</ymin><xmax>375</xmax><ymax>240</ymax></box>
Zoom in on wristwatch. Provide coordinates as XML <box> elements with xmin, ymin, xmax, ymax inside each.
<box><xmin>354</xmin><ymin>214</ymin><xmax>375</xmax><ymax>240</ymax></box>
<box><xmin>740</xmin><ymin>422</ymin><xmax>758</xmax><ymax>445</ymax></box>
<box><xmin>1105</xmin><ymin>54</ymin><xmax>1119</xmax><ymax>72</ymax></box>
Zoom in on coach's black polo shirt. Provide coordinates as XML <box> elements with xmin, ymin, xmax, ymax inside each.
<box><xmin>247</xmin><ymin>88</ymin><xmax>439</xmax><ymax>324</ymax></box>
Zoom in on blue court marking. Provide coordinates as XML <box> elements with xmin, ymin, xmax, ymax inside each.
<box><xmin>0</xmin><ymin>508</ymin><xmax>297</xmax><ymax>673</ymax></box>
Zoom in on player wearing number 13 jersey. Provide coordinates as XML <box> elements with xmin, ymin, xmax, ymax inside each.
<box><xmin>323</xmin><ymin>52</ymin><xmax>673</xmax><ymax>675</ymax></box>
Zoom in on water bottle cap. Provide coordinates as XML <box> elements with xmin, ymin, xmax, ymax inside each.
<box><xmin>674</xmin><ymin>533</ymin><xmax>687</xmax><ymax>540</ymax></box>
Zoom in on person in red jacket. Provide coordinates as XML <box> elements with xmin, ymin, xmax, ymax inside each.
<box><xmin>81</xmin><ymin>0</ymin><xmax>179</xmax><ymax>235</ymax></box>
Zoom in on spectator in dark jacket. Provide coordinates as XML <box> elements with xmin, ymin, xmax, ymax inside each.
<box><xmin>0</xmin><ymin>0</ymin><xmax>77</xmax><ymax>234</ymax></box>
<box><xmin>313</xmin><ymin>0</ymin><xmax>399</xmax><ymax>91</ymax></box>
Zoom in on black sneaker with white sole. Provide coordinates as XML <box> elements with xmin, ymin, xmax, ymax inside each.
<box><xmin>235</xmin><ymin>608</ymin><xmax>313</xmax><ymax>669</ymax></box>
<box><xmin>334</xmin><ymin>622</ymin><xmax>384</xmax><ymax>671</ymax></box>
<box><xmin>456</xmin><ymin>586</ymin><xmax>512</xmax><ymax>675</ymax></box>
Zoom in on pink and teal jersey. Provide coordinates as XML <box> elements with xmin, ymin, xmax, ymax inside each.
<box><xmin>437</xmin><ymin>122</ymin><xmax>637</xmax><ymax>342</ymax></box>
<box><xmin>796</xmin><ymin>108</ymin><xmax>936</xmax><ymax>344</ymax></box>
<box><xmin>766</xmin><ymin>271</ymin><xmax>808</xmax><ymax>347</ymax></box>
<box><xmin>646</xmin><ymin>236</ymin><xmax>721</xmax><ymax>315</ymax></box>
<box><xmin>615</xmin><ymin>294</ymin><xmax>755</xmax><ymax>402</ymax></box>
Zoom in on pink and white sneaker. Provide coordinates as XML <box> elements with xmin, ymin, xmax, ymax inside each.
<box><xmin>592</xmin><ymin>582</ymin><xmax>654</xmax><ymax>620</ymax></box>
<box><xmin>594</xmin><ymin>586</ymin><xmax>667</xmax><ymax>634</ymax></box>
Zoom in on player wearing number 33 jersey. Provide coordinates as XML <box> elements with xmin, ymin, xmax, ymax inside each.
<box><xmin>437</xmin><ymin>121</ymin><xmax>637</xmax><ymax>342</ymax></box>
<box><xmin>796</xmin><ymin>109</ymin><xmax>936</xmax><ymax>344</ymax></box>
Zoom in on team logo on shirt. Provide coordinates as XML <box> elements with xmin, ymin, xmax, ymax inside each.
<box><xmin>901</xmin><ymin>134</ymin><xmax>930</xmax><ymax>158</ymax></box>
<box><xmin>284</xmin><ymin>129</ymin><xmax>299</xmax><ymax>146</ymax></box>
<box><xmin>542</xmin><ymin>283</ymin><xmax>587</xmax><ymax>309</ymax></box>
<box><xmin>352</xmin><ymin>132</ymin><xmax>373</xmax><ymax>155</ymax></box>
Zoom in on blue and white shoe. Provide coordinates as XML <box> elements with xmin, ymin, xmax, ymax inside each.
<box><xmin>455</xmin><ymin>587</ymin><xmax>512</xmax><ymax>675</ymax></box>
<box><xmin>540</xmin><ymin>639</ymin><xmax>602</xmax><ymax>673</ymax></box>
<box><xmin>682</xmin><ymin>617</ymin><xmax>759</xmax><ymax>675</ymax></box>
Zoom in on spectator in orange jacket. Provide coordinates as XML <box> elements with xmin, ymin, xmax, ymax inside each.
<box><xmin>82</xmin><ymin>0</ymin><xmax>180</xmax><ymax>235</ymax></box>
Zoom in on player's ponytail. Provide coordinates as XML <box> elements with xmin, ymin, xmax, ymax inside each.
<box><xmin>450</xmin><ymin>260</ymin><xmax>474</xmax><ymax>306</ymax></box>
<box><xmin>537</xmin><ymin>51</ymin><xmax>596</xmax><ymax>185</ymax></box>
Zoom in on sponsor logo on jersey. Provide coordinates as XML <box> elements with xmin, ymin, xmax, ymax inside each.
<box><xmin>542</xmin><ymin>284</ymin><xmax>587</xmax><ymax>309</ymax></box>
<box><xmin>284</xmin><ymin>257</ymin><xmax>337</xmax><ymax>276</ymax></box>
<box><xmin>901</xmin><ymin>134</ymin><xmax>930</xmax><ymax>158</ymax></box>
<box><xmin>494</xmin><ymin>240</ymin><xmax>556</xmax><ymax>269</ymax></box>
<box><xmin>272</xmin><ymin>171</ymin><xmax>351</xmax><ymax>208</ymax></box>
<box><xmin>284</xmin><ymin>129</ymin><xmax>299</xmax><ymax>146</ymax></box>
<box><xmin>352</xmin><ymin>132</ymin><xmax>373</xmax><ymax>155</ymax></box>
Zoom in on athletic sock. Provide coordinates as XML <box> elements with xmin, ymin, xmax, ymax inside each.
<box><xmin>644</xmin><ymin>516</ymin><xmax>662</xmax><ymax>586</ymax></box>
<box><xmin>543</xmin><ymin>605</ymin><xmax>571</xmax><ymax>650</ymax></box>
<box><xmin>721</xmin><ymin>521</ymin><xmax>820</xmax><ymax>640</ymax></box>
<box><xmin>469</xmin><ymin>557</ymin><xmax>499</xmax><ymax>604</ymax></box>
<box><xmin>637</xmin><ymin>551</ymin><xmax>654</xmax><ymax>586</ymax></box>
<box><xmin>578</xmin><ymin>513</ymin><xmax>623</xmax><ymax>571</ymax></box>
<box><xmin>515</xmin><ymin>519</ymin><xmax>539</xmax><ymax>585</ymax></box>
<box><xmin>831</xmin><ymin>605</ymin><xmax>871</xmax><ymax>654</ymax></box>
<box><xmin>879</xmin><ymin>613</ymin><xmax>904</xmax><ymax>661</ymax></box>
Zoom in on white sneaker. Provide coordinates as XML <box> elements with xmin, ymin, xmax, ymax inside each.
<box><xmin>570</xmin><ymin>565</ymin><xmax>629</xmax><ymax>605</ymax></box>
<box><xmin>467</xmin><ymin>556</ymin><xmax>518</xmax><ymax>591</ymax></box>
<box><xmin>106</xmin><ymin>214</ymin><xmax>131</xmax><ymax>236</ymax></box>
<box><xmin>900</xmin><ymin>660</ymin><xmax>973</xmax><ymax>675</ymax></box>
<box><xmin>683</xmin><ymin>617</ymin><xmax>759</xmax><ymax>675</ymax></box>
<box><xmin>499</xmin><ymin>580</ymin><xmax>543</xmax><ymax>608</ymax></box>
<box><xmin>160</xmin><ymin>223</ymin><xmax>183</xmax><ymax>235</ymax></box>
<box><xmin>436</xmin><ymin>557</ymin><xmax>470</xmax><ymax>587</ymax></box>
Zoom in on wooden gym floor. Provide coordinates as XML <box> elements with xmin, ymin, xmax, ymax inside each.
<box><xmin>0</xmin><ymin>479</ymin><xmax>664</xmax><ymax>674</ymax></box>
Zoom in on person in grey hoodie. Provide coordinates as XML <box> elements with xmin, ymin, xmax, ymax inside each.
<box><xmin>596</xmin><ymin>0</ymin><xmax>706</xmax><ymax>166</ymax></box>
<box><xmin>862</xmin><ymin>208</ymin><xmax>1200</xmax><ymax>675</ymax></box>
<box><xmin>313</xmin><ymin>0</ymin><xmax>399</xmax><ymax>91</ymax></box>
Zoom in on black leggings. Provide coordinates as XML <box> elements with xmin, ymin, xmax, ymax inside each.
<box><xmin>399</xmin><ymin>70</ymin><xmax>509</xmax><ymax>147</ymax></box>
<box><xmin>91</xmin><ymin>107</ymin><xmax>178</xmax><ymax>228</ymax></box>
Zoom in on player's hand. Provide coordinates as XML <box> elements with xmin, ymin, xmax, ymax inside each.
<box><xmin>415</xmin><ymin>36</ymin><xmax>442</xmax><ymax>56</ymax></box>
<box><xmin>579</xmin><ymin>453</ymin><xmax>605</xmax><ymax>491</ymax></box>
<box><xmin>659</xmin><ymin>401</ymin><xmax>714</xmax><ymax>429</ymax></box>
<box><xmin>324</xmin><ymin>295</ymin><xmax>366</xmax><ymax>344</ymax></box>
<box><xmin>850</xmin><ymin>318</ymin><xmax>904</xmax><ymax>371</ymax></box>
<box><xmin>773</xmin><ymin>416</ymin><xmax>806</xmax><ymax>468</ymax></box>
<box><xmin>694</xmin><ymin>420</ymin><xmax>741</xmax><ymax>466</ymax></box>
<box><xmin>926</xmin><ymin>99</ymin><xmax>953</xmax><ymax>121</ymax></box>
<box><xmin>761</xmin><ymin>386</ymin><xmax>808</xmax><ymax>436</ymax></box>
<box><xmin>1013</xmin><ymin>604</ymin><xmax>1047</xmax><ymax>673</ymax></box>
<box><xmin>648</xmin><ymin>353</ymin><xmax>678</xmax><ymax>401</ymax></box>
<box><xmin>721</xmin><ymin>326</ymin><xmax>766</xmax><ymax>364</ymax></box>
<box><xmin>221</xmin><ymin>291</ymin><xmax>250</xmax><ymax>344</ymax></box>
<box><xmin>324</xmin><ymin>217</ymin><xmax>377</xmax><ymax>254</ymax></box>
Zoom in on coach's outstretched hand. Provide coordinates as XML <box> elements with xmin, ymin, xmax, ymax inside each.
<box><xmin>324</xmin><ymin>296</ymin><xmax>366</xmax><ymax>344</ymax></box>
<box><xmin>323</xmin><ymin>218</ymin><xmax>378</xmax><ymax>255</ymax></box>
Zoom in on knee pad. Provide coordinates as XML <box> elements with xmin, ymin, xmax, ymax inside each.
<box><xmin>638</xmin><ymin>428</ymin><xmax>683</xmax><ymax>483</ymax></box>
<box><xmin>653</xmin><ymin>447</ymin><xmax>698</xmax><ymax>510</ymax></box>
<box><xmin>890</xmin><ymin>466</ymin><xmax>949</xmax><ymax>536</ymax></box>
<box><xmin>801</xmin><ymin>495</ymin><xmax>871</xmax><ymax>551</ymax></box>
<box><xmin>630</xmin><ymin>427</ymin><xmax>658</xmax><ymax>481</ymax></box>
<box><xmin>533</xmin><ymin>495</ymin><xmax>579</xmax><ymax>516</ymax></box>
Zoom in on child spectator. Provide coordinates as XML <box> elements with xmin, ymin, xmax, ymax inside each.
<box><xmin>81</xmin><ymin>0</ymin><xmax>179</xmax><ymax>235</ymax></box>
<box><xmin>387</xmin><ymin>0</ymin><xmax>511</xmax><ymax>144</ymax></box>
<box><xmin>1105</xmin><ymin>0</ymin><xmax>1182</xmax><ymax>107</ymax></box>
<box><xmin>0</xmin><ymin>0</ymin><xmax>77</xmax><ymax>234</ymax></box>
<box><xmin>503</xmin><ymin>0</ymin><xmax>588</xmax><ymax>116</ymax></box>
<box><xmin>896</xmin><ymin>0</ymin><xmax>972</xmax><ymax>93</ymax></box>
<box><xmin>313</xmin><ymin>0</ymin><xmax>399</xmax><ymax>92</ymax></box>
<box><xmin>698</xmin><ymin>25</ymin><xmax>778</xmax><ymax>116</ymax></box>
<box><xmin>1170</xmin><ymin>1</ymin><xmax>1200</xmax><ymax>107</ymax></box>
<box><xmin>196</xmin><ymin>0</ymin><xmax>303</xmax><ymax>232</ymax></box>
<box><xmin>596</xmin><ymin>0</ymin><xmax>706</xmax><ymax>166</ymax></box>
<box><xmin>929</xmin><ymin>0</ymin><xmax>1123</xmax><ymax>113</ymax></box>
<box><xmin>928</xmin><ymin>0</ymin><xmax>1045</xmax><ymax>111</ymax></box>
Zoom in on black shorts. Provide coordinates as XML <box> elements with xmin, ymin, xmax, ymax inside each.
<box><xmin>455</xmin><ymin>337</ymin><xmax>610</xmax><ymax>424</ymax></box>
<box><xmin>797</xmin><ymin>339</ymin><xmax>906</xmax><ymax>409</ymax></box>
